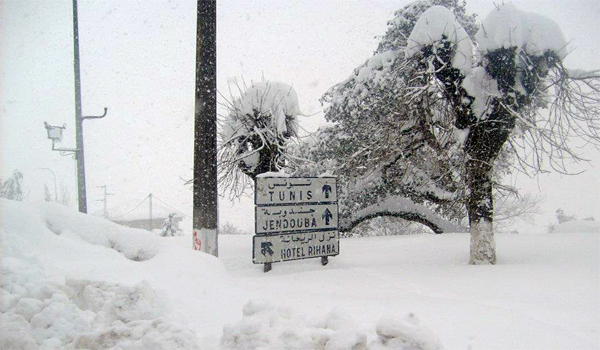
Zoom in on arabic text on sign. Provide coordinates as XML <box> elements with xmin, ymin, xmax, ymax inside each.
<box><xmin>256</xmin><ymin>177</ymin><xmax>337</xmax><ymax>206</ymax></box>
<box><xmin>256</xmin><ymin>203</ymin><xmax>338</xmax><ymax>234</ymax></box>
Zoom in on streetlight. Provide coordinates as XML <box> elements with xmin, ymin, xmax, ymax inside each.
<box><xmin>43</xmin><ymin>122</ymin><xmax>78</xmax><ymax>155</ymax></box>
<box><xmin>43</xmin><ymin>0</ymin><xmax>108</xmax><ymax>214</ymax></box>
<box><xmin>44</xmin><ymin>108</ymin><xmax>107</xmax><ymax>213</ymax></box>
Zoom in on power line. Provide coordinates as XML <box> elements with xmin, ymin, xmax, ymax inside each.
<box><xmin>109</xmin><ymin>195</ymin><xmax>149</xmax><ymax>219</ymax></box>
<box><xmin>152</xmin><ymin>195</ymin><xmax>191</xmax><ymax>218</ymax></box>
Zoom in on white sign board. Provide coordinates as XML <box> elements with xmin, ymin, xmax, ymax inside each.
<box><xmin>255</xmin><ymin>203</ymin><xmax>338</xmax><ymax>235</ymax></box>
<box><xmin>253</xmin><ymin>231</ymin><xmax>339</xmax><ymax>263</ymax></box>
<box><xmin>255</xmin><ymin>177</ymin><xmax>337</xmax><ymax>205</ymax></box>
<box><xmin>254</xmin><ymin>177</ymin><xmax>339</xmax><ymax>268</ymax></box>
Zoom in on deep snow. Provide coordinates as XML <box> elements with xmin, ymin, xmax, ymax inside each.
<box><xmin>1</xmin><ymin>199</ymin><xmax>598</xmax><ymax>349</ymax></box>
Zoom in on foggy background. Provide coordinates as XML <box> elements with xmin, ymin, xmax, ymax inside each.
<box><xmin>2</xmin><ymin>0</ymin><xmax>598</xmax><ymax>233</ymax></box>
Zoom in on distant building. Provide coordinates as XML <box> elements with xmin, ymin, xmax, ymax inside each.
<box><xmin>112</xmin><ymin>215</ymin><xmax>183</xmax><ymax>232</ymax></box>
<box><xmin>93</xmin><ymin>199</ymin><xmax>185</xmax><ymax>233</ymax></box>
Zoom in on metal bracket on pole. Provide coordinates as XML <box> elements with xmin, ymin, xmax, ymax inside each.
<box><xmin>57</xmin><ymin>149</ymin><xmax>79</xmax><ymax>159</ymax></box>
<box><xmin>81</xmin><ymin>107</ymin><xmax>108</xmax><ymax>120</ymax></box>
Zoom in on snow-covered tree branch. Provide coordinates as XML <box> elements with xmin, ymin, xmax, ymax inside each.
<box><xmin>314</xmin><ymin>0</ymin><xmax>600</xmax><ymax>264</ymax></box>
<box><xmin>405</xmin><ymin>4</ymin><xmax>600</xmax><ymax>264</ymax></box>
<box><xmin>218</xmin><ymin>81</ymin><xmax>303</xmax><ymax>197</ymax></box>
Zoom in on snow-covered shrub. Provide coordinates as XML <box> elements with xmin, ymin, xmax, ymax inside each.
<box><xmin>1</xmin><ymin>169</ymin><xmax>24</xmax><ymax>201</ymax></box>
<box><xmin>351</xmin><ymin>216</ymin><xmax>433</xmax><ymax>237</ymax></box>
<box><xmin>220</xmin><ymin>222</ymin><xmax>252</xmax><ymax>235</ymax></box>
<box><xmin>219</xmin><ymin>81</ymin><xmax>303</xmax><ymax>196</ymax></box>
<box><xmin>555</xmin><ymin>208</ymin><xmax>576</xmax><ymax>224</ymax></box>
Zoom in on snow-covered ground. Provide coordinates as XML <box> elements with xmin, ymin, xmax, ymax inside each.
<box><xmin>1</xmin><ymin>199</ymin><xmax>598</xmax><ymax>349</ymax></box>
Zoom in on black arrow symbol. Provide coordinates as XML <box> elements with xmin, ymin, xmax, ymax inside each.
<box><xmin>322</xmin><ymin>208</ymin><xmax>333</xmax><ymax>225</ymax></box>
<box><xmin>322</xmin><ymin>184</ymin><xmax>332</xmax><ymax>199</ymax></box>
<box><xmin>261</xmin><ymin>241</ymin><xmax>274</xmax><ymax>256</ymax></box>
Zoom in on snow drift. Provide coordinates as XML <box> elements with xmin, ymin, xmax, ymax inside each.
<box><xmin>0</xmin><ymin>199</ymin><xmax>228</xmax><ymax>349</ymax></box>
<box><xmin>1</xmin><ymin>199</ymin><xmax>445</xmax><ymax>349</ymax></box>
<box><xmin>2</xmin><ymin>199</ymin><xmax>598</xmax><ymax>349</ymax></box>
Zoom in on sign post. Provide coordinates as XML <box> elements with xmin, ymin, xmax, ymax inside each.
<box><xmin>253</xmin><ymin>176</ymin><xmax>339</xmax><ymax>272</ymax></box>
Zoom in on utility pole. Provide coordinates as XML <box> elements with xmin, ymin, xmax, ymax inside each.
<box><xmin>149</xmin><ymin>193</ymin><xmax>153</xmax><ymax>231</ymax></box>
<box><xmin>72</xmin><ymin>0</ymin><xmax>107</xmax><ymax>213</ymax></box>
<box><xmin>193</xmin><ymin>0</ymin><xmax>218</xmax><ymax>256</ymax></box>
<box><xmin>96</xmin><ymin>185</ymin><xmax>114</xmax><ymax>219</ymax></box>
<box><xmin>73</xmin><ymin>0</ymin><xmax>86</xmax><ymax>213</ymax></box>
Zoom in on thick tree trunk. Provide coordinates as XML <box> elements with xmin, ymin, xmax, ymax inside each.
<box><xmin>466</xmin><ymin>157</ymin><xmax>496</xmax><ymax>265</ymax></box>
<box><xmin>464</xmin><ymin>120</ymin><xmax>512</xmax><ymax>265</ymax></box>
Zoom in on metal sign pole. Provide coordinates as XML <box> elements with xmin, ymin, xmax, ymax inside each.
<box><xmin>72</xmin><ymin>0</ymin><xmax>87</xmax><ymax>213</ymax></box>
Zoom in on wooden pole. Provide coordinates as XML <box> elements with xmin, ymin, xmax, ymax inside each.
<box><xmin>193</xmin><ymin>0</ymin><xmax>218</xmax><ymax>256</ymax></box>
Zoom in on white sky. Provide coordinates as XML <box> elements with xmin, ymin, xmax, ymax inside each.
<box><xmin>1</xmin><ymin>0</ymin><xmax>599</xmax><ymax>233</ymax></box>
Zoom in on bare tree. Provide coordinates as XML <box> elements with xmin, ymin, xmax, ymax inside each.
<box><xmin>493</xmin><ymin>192</ymin><xmax>544</xmax><ymax>233</ymax></box>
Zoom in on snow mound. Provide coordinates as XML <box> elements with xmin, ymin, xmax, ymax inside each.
<box><xmin>1</xmin><ymin>256</ymin><xmax>199</xmax><ymax>349</ymax></box>
<box><xmin>2</xmin><ymin>199</ymin><xmax>160</xmax><ymax>262</ymax></box>
<box><xmin>551</xmin><ymin>220</ymin><xmax>599</xmax><ymax>234</ymax></box>
<box><xmin>373</xmin><ymin>314</ymin><xmax>442</xmax><ymax>350</ymax></box>
<box><xmin>0</xmin><ymin>199</ymin><xmax>227</xmax><ymax>349</ymax></box>
<box><xmin>220</xmin><ymin>300</ymin><xmax>443</xmax><ymax>350</ymax></box>
<box><xmin>475</xmin><ymin>4</ymin><xmax>567</xmax><ymax>59</ymax></box>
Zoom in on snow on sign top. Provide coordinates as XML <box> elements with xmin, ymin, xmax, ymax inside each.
<box><xmin>255</xmin><ymin>177</ymin><xmax>337</xmax><ymax>206</ymax></box>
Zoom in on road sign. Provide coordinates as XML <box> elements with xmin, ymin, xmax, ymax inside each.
<box><xmin>254</xmin><ymin>176</ymin><xmax>339</xmax><ymax>270</ymax></box>
<box><xmin>255</xmin><ymin>203</ymin><xmax>338</xmax><ymax>235</ymax></box>
<box><xmin>255</xmin><ymin>177</ymin><xmax>337</xmax><ymax>205</ymax></box>
<box><xmin>253</xmin><ymin>231</ymin><xmax>340</xmax><ymax>264</ymax></box>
